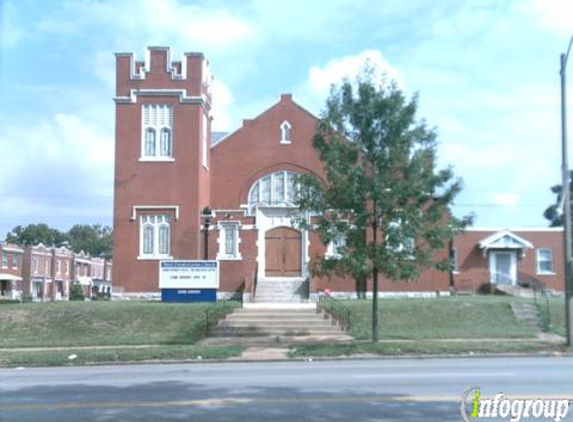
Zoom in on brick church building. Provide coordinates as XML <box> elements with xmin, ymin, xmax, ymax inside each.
<box><xmin>112</xmin><ymin>47</ymin><xmax>564</xmax><ymax>300</ymax></box>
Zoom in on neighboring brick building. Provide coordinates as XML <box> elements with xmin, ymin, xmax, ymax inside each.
<box><xmin>22</xmin><ymin>244</ymin><xmax>53</xmax><ymax>301</ymax></box>
<box><xmin>52</xmin><ymin>246</ymin><xmax>74</xmax><ymax>301</ymax></box>
<box><xmin>91</xmin><ymin>257</ymin><xmax>112</xmax><ymax>296</ymax></box>
<box><xmin>73</xmin><ymin>250</ymin><xmax>93</xmax><ymax>298</ymax></box>
<box><xmin>0</xmin><ymin>243</ymin><xmax>113</xmax><ymax>302</ymax></box>
<box><xmin>452</xmin><ymin>228</ymin><xmax>564</xmax><ymax>294</ymax></box>
<box><xmin>112</xmin><ymin>46</ymin><xmax>565</xmax><ymax>300</ymax></box>
<box><xmin>0</xmin><ymin>243</ymin><xmax>24</xmax><ymax>300</ymax></box>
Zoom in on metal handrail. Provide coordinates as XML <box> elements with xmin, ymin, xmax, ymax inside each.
<box><xmin>317</xmin><ymin>292</ymin><xmax>352</xmax><ymax>330</ymax></box>
<box><xmin>250</xmin><ymin>264</ymin><xmax>258</xmax><ymax>302</ymax></box>
<box><xmin>204</xmin><ymin>299</ymin><xmax>241</xmax><ymax>336</ymax></box>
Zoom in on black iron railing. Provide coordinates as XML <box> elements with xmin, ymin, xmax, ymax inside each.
<box><xmin>204</xmin><ymin>299</ymin><xmax>242</xmax><ymax>336</ymax></box>
<box><xmin>317</xmin><ymin>293</ymin><xmax>352</xmax><ymax>331</ymax></box>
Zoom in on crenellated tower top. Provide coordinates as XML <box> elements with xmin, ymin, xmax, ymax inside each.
<box><xmin>114</xmin><ymin>46</ymin><xmax>211</xmax><ymax>108</ymax></box>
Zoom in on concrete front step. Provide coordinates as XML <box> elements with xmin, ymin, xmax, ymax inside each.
<box><xmin>243</xmin><ymin>302</ymin><xmax>316</xmax><ymax>310</ymax></box>
<box><xmin>202</xmin><ymin>334</ymin><xmax>354</xmax><ymax>346</ymax></box>
<box><xmin>254</xmin><ymin>277</ymin><xmax>308</xmax><ymax>303</ymax></box>
<box><xmin>227</xmin><ymin>310</ymin><xmax>322</xmax><ymax>320</ymax></box>
<box><xmin>254</xmin><ymin>296</ymin><xmax>307</xmax><ymax>303</ymax></box>
<box><xmin>207</xmin><ymin>305</ymin><xmax>351</xmax><ymax>345</ymax></box>
<box><xmin>510</xmin><ymin>302</ymin><xmax>543</xmax><ymax>332</ymax></box>
<box><xmin>223</xmin><ymin>318</ymin><xmax>333</xmax><ymax>326</ymax></box>
<box><xmin>210</xmin><ymin>328</ymin><xmax>344</xmax><ymax>337</ymax></box>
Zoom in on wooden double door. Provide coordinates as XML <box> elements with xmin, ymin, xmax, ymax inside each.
<box><xmin>265</xmin><ymin>227</ymin><xmax>302</xmax><ymax>277</ymax></box>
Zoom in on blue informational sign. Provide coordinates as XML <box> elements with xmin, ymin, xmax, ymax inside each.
<box><xmin>161</xmin><ymin>288</ymin><xmax>217</xmax><ymax>302</ymax></box>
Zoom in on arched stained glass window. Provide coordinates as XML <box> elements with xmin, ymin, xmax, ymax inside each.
<box><xmin>248</xmin><ymin>170</ymin><xmax>299</xmax><ymax>214</ymax></box>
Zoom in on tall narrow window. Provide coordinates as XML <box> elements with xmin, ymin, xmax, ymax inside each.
<box><xmin>225</xmin><ymin>227</ymin><xmax>236</xmax><ymax>256</ymax></box>
<box><xmin>57</xmin><ymin>260</ymin><xmax>61</xmax><ymax>274</ymax></box>
<box><xmin>142</xmin><ymin>104</ymin><xmax>173</xmax><ymax>159</ymax></box>
<box><xmin>158</xmin><ymin>223</ymin><xmax>170</xmax><ymax>255</ymax></box>
<box><xmin>142</xmin><ymin>224</ymin><xmax>154</xmax><ymax>255</ymax></box>
<box><xmin>280</xmin><ymin>121</ymin><xmax>291</xmax><ymax>144</ymax></box>
<box><xmin>1</xmin><ymin>253</ymin><xmax>6</xmax><ymax>268</ymax></box>
<box><xmin>160</xmin><ymin>128</ymin><xmax>172</xmax><ymax>156</ymax></box>
<box><xmin>217</xmin><ymin>223</ymin><xmax>241</xmax><ymax>260</ymax></box>
<box><xmin>145</xmin><ymin>128</ymin><xmax>156</xmax><ymax>156</ymax></box>
<box><xmin>33</xmin><ymin>258</ymin><xmax>38</xmax><ymax>274</ymax></box>
<box><xmin>140</xmin><ymin>215</ymin><xmax>172</xmax><ymax>258</ymax></box>
<box><xmin>12</xmin><ymin>255</ymin><xmax>18</xmax><ymax>269</ymax></box>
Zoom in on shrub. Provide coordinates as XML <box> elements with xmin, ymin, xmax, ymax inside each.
<box><xmin>69</xmin><ymin>283</ymin><xmax>85</xmax><ymax>301</ymax></box>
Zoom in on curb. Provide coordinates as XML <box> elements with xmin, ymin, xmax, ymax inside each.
<box><xmin>2</xmin><ymin>349</ymin><xmax>572</xmax><ymax>369</ymax></box>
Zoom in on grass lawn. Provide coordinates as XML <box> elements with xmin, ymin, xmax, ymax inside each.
<box><xmin>537</xmin><ymin>297</ymin><xmax>566</xmax><ymax>337</ymax></box>
<box><xmin>0</xmin><ymin>345</ymin><xmax>243</xmax><ymax>367</ymax></box>
<box><xmin>342</xmin><ymin>296</ymin><xmax>538</xmax><ymax>340</ymax></box>
<box><xmin>289</xmin><ymin>341</ymin><xmax>562</xmax><ymax>358</ymax></box>
<box><xmin>0</xmin><ymin>301</ymin><xmax>214</xmax><ymax>348</ymax></box>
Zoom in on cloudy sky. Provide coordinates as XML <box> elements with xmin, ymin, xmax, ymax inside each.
<box><xmin>0</xmin><ymin>0</ymin><xmax>572</xmax><ymax>238</ymax></box>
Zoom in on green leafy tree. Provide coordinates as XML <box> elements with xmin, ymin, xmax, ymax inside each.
<box><xmin>543</xmin><ymin>171</ymin><xmax>572</xmax><ymax>227</ymax></box>
<box><xmin>68</xmin><ymin>224</ymin><xmax>113</xmax><ymax>258</ymax></box>
<box><xmin>296</xmin><ymin>71</ymin><xmax>469</xmax><ymax>342</ymax></box>
<box><xmin>5</xmin><ymin>223</ymin><xmax>113</xmax><ymax>258</ymax></box>
<box><xmin>5</xmin><ymin>224</ymin><xmax>67</xmax><ymax>246</ymax></box>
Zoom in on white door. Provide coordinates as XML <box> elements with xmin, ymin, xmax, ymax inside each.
<box><xmin>490</xmin><ymin>252</ymin><xmax>516</xmax><ymax>285</ymax></box>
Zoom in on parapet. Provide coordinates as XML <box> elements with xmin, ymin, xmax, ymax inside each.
<box><xmin>115</xmin><ymin>46</ymin><xmax>211</xmax><ymax>105</ymax></box>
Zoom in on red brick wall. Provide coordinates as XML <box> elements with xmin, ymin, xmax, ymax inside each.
<box><xmin>113</xmin><ymin>47</ymin><xmax>211</xmax><ymax>293</ymax></box>
<box><xmin>209</xmin><ymin>94</ymin><xmax>450</xmax><ymax>294</ymax></box>
<box><xmin>453</xmin><ymin>229</ymin><xmax>564</xmax><ymax>292</ymax></box>
<box><xmin>211</xmin><ymin>94</ymin><xmax>325</xmax><ymax>209</ymax></box>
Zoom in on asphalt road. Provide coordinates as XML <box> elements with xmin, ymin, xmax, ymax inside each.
<box><xmin>2</xmin><ymin>356</ymin><xmax>573</xmax><ymax>421</ymax></box>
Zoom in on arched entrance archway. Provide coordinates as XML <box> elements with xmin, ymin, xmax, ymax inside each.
<box><xmin>265</xmin><ymin>227</ymin><xmax>302</xmax><ymax>277</ymax></box>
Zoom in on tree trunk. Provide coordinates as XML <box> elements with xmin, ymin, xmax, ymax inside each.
<box><xmin>372</xmin><ymin>267</ymin><xmax>379</xmax><ymax>342</ymax></box>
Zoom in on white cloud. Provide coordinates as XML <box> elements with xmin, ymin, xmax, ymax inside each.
<box><xmin>210</xmin><ymin>79</ymin><xmax>234</xmax><ymax>132</ymax></box>
<box><xmin>307</xmin><ymin>50</ymin><xmax>402</xmax><ymax>95</ymax></box>
<box><xmin>0</xmin><ymin>112</ymin><xmax>114</xmax><ymax>234</ymax></box>
<box><xmin>531</xmin><ymin>0</ymin><xmax>573</xmax><ymax>35</ymax></box>
<box><xmin>36</xmin><ymin>0</ymin><xmax>254</xmax><ymax>52</ymax></box>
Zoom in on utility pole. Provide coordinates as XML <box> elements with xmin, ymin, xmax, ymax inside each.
<box><xmin>560</xmin><ymin>35</ymin><xmax>573</xmax><ymax>346</ymax></box>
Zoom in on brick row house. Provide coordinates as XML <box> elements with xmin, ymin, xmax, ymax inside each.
<box><xmin>0</xmin><ymin>243</ymin><xmax>24</xmax><ymax>300</ymax></box>
<box><xmin>0</xmin><ymin>242</ymin><xmax>113</xmax><ymax>301</ymax></box>
<box><xmin>112</xmin><ymin>47</ymin><xmax>566</xmax><ymax>300</ymax></box>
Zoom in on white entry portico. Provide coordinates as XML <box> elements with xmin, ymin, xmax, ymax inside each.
<box><xmin>478</xmin><ymin>230</ymin><xmax>533</xmax><ymax>286</ymax></box>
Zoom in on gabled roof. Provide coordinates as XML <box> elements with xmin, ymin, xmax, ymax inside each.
<box><xmin>478</xmin><ymin>230</ymin><xmax>534</xmax><ymax>251</ymax></box>
<box><xmin>211</xmin><ymin>93</ymin><xmax>318</xmax><ymax>149</ymax></box>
